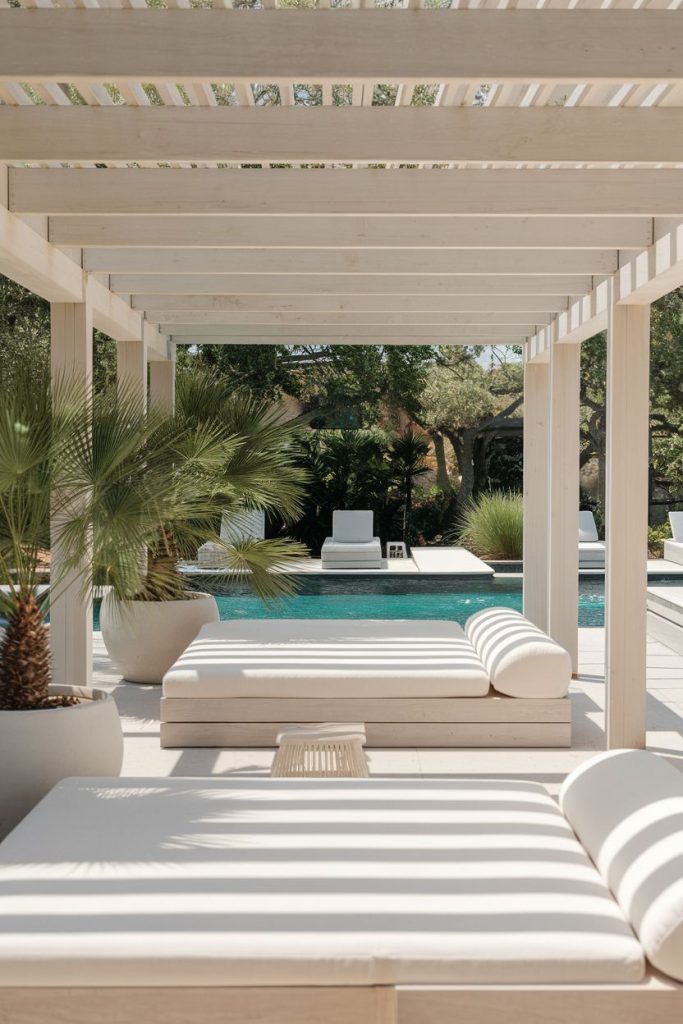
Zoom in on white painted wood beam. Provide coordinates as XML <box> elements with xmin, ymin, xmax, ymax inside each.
<box><xmin>547</xmin><ymin>336</ymin><xmax>580</xmax><ymax>672</ymax></box>
<box><xmin>3</xmin><ymin>106</ymin><xmax>683</xmax><ymax>164</ymax></box>
<box><xmin>50</xmin><ymin>300</ymin><xmax>93</xmax><ymax>690</ymax></box>
<box><xmin>81</xmin><ymin>248</ymin><xmax>617</xmax><ymax>276</ymax></box>
<box><xmin>117</xmin><ymin>336</ymin><xmax>147</xmax><ymax>413</ymax></box>
<box><xmin>111</xmin><ymin>274</ymin><xmax>591</xmax><ymax>296</ymax></box>
<box><xmin>148</xmin><ymin>311</ymin><xmax>546</xmax><ymax>328</ymax></box>
<box><xmin>12</xmin><ymin>169</ymin><xmax>683</xmax><ymax>218</ymax></box>
<box><xmin>605</xmin><ymin>296</ymin><xmax>650</xmax><ymax>750</ymax></box>
<box><xmin>0</xmin><ymin>170</ymin><xmax>151</xmax><ymax>343</ymax></box>
<box><xmin>47</xmin><ymin>216</ymin><xmax>653</xmax><ymax>252</ymax></box>
<box><xmin>133</xmin><ymin>294</ymin><xmax>570</xmax><ymax>314</ymax></box>
<box><xmin>522</xmin><ymin>355</ymin><xmax>550</xmax><ymax>632</ymax></box>
<box><xmin>526</xmin><ymin>218</ymin><xmax>683</xmax><ymax>360</ymax></box>
<box><xmin>2</xmin><ymin>11</ymin><xmax>681</xmax><ymax>83</ymax></box>
<box><xmin>149</xmin><ymin>353</ymin><xmax>176</xmax><ymax>414</ymax></box>
<box><xmin>159</xmin><ymin>323</ymin><xmax>528</xmax><ymax>340</ymax></box>
<box><xmin>167</xmin><ymin>334</ymin><xmax>521</xmax><ymax>347</ymax></box>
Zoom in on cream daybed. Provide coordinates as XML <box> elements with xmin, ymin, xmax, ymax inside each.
<box><xmin>160</xmin><ymin>607</ymin><xmax>572</xmax><ymax>748</ymax></box>
<box><xmin>0</xmin><ymin>750</ymin><xmax>681</xmax><ymax>1024</ymax></box>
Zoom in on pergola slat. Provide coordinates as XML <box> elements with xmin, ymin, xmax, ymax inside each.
<box><xmin>1</xmin><ymin>11</ymin><xmax>681</xmax><ymax>83</ymax></box>
<box><xmin>82</xmin><ymin>248</ymin><xmax>618</xmax><ymax>276</ymax></box>
<box><xmin>111</xmin><ymin>274</ymin><xmax>593</xmax><ymax>296</ymax></box>
<box><xmin>14</xmin><ymin>169</ymin><xmax>683</xmax><ymax>217</ymax></box>
<box><xmin>46</xmin><ymin>216</ymin><xmax>655</xmax><ymax>252</ymax></box>
<box><xmin>132</xmin><ymin>294</ymin><xmax>570</xmax><ymax>314</ymax></box>
<box><xmin>4</xmin><ymin>106</ymin><xmax>683</xmax><ymax>163</ymax></box>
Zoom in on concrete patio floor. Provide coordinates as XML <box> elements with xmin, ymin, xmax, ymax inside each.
<box><xmin>93</xmin><ymin>627</ymin><xmax>683</xmax><ymax>797</ymax></box>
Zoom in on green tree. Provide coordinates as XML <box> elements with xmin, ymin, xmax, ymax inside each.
<box><xmin>389</xmin><ymin>428</ymin><xmax>431</xmax><ymax>547</ymax></box>
<box><xmin>418</xmin><ymin>348</ymin><xmax>523</xmax><ymax>504</ymax></box>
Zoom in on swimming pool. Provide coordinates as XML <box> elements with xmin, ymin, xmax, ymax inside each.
<box><xmin>174</xmin><ymin>573</ymin><xmax>683</xmax><ymax>629</ymax></box>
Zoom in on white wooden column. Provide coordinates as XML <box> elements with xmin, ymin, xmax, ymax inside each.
<box><xmin>522</xmin><ymin>354</ymin><xmax>550</xmax><ymax>631</ymax></box>
<box><xmin>605</xmin><ymin>295</ymin><xmax>650</xmax><ymax>749</ymax></box>
<box><xmin>547</xmin><ymin>336</ymin><xmax>581</xmax><ymax>671</ymax></box>
<box><xmin>117</xmin><ymin>335</ymin><xmax>147</xmax><ymax>412</ymax></box>
<box><xmin>50</xmin><ymin>301</ymin><xmax>93</xmax><ymax>689</ymax></box>
<box><xmin>149</xmin><ymin>353</ymin><xmax>176</xmax><ymax>414</ymax></box>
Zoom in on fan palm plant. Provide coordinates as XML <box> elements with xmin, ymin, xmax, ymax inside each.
<box><xmin>0</xmin><ymin>367</ymin><xmax>309</xmax><ymax>708</ymax></box>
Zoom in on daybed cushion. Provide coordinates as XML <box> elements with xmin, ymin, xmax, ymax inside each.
<box><xmin>321</xmin><ymin>537</ymin><xmax>382</xmax><ymax>561</ymax></box>
<box><xmin>579</xmin><ymin>541</ymin><xmax>606</xmax><ymax>564</ymax></box>
<box><xmin>0</xmin><ymin>776</ymin><xmax>645</xmax><ymax>987</ymax></box>
<box><xmin>560</xmin><ymin>749</ymin><xmax>683</xmax><ymax>983</ymax></box>
<box><xmin>465</xmin><ymin>607</ymin><xmax>571</xmax><ymax>699</ymax></box>
<box><xmin>163</xmin><ymin>619</ymin><xmax>490</xmax><ymax>698</ymax></box>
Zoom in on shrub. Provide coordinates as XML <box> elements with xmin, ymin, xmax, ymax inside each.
<box><xmin>458</xmin><ymin>491</ymin><xmax>524</xmax><ymax>561</ymax></box>
<box><xmin>648</xmin><ymin>523</ymin><xmax>671</xmax><ymax>558</ymax></box>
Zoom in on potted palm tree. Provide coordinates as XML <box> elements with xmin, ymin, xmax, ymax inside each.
<box><xmin>92</xmin><ymin>373</ymin><xmax>308</xmax><ymax>684</ymax></box>
<box><xmin>0</xmin><ymin>372</ymin><xmax>123</xmax><ymax>839</ymax></box>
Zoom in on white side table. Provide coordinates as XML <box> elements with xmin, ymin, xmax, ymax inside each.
<box><xmin>271</xmin><ymin>723</ymin><xmax>369</xmax><ymax>778</ymax></box>
<box><xmin>387</xmin><ymin>541</ymin><xmax>408</xmax><ymax>559</ymax></box>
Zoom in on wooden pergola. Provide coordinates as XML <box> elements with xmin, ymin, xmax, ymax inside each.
<box><xmin>1</xmin><ymin>4</ymin><xmax>682</xmax><ymax>750</ymax></box>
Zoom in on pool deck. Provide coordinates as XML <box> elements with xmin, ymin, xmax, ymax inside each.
<box><xmin>94</xmin><ymin>625</ymin><xmax>683</xmax><ymax>796</ymax></box>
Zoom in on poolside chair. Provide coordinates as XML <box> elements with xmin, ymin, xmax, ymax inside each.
<box><xmin>578</xmin><ymin>510</ymin><xmax>605</xmax><ymax>567</ymax></box>
<box><xmin>321</xmin><ymin>510</ymin><xmax>382</xmax><ymax>569</ymax></box>
<box><xmin>664</xmin><ymin>510</ymin><xmax>683</xmax><ymax>566</ymax></box>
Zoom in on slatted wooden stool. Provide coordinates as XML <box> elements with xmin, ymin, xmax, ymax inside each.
<box><xmin>271</xmin><ymin>723</ymin><xmax>369</xmax><ymax>778</ymax></box>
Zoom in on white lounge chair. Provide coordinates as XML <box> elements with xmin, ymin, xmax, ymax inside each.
<box><xmin>579</xmin><ymin>509</ymin><xmax>605</xmax><ymax>567</ymax></box>
<box><xmin>664</xmin><ymin>511</ymin><xmax>683</xmax><ymax>566</ymax></box>
<box><xmin>321</xmin><ymin>509</ymin><xmax>382</xmax><ymax>569</ymax></box>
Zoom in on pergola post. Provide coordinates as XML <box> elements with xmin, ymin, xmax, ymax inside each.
<box><xmin>50</xmin><ymin>300</ymin><xmax>93</xmax><ymax>688</ymax></box>
<box><xmin>149</xmin><ymin>351</ymin><xmax>176</xmax><ymax>414</ymax></box>
<box><xmin>605</xmin><ymin>293</ymin><xmax>650</xmax><ymax>749</ymax></box>
<box><xmin>522</xmin><ymin>353</ymin><xmax>550</xmax><ymax>631</ymax></box>
<box><xmin>547</xmin><ymin>334</ymin><xmax>581</xmax><ymax>671</ymax></box>
<box><xmin>117</xmin><ymin>334</ymin><xmax>147</xmax><ymax>412</ymax></box>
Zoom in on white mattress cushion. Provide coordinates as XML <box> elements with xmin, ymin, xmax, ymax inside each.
<box><xmin>560</xmin><ymin>749</ymin><xmax>683</xmax><ymax>983</ymax></box>
<box><xmin>321</xmin><ymin>537</ymin><xmax>382</xmax><ymax>559</ymax></box>
<box><xmin>579</xmin><ymin>541</ymin><xmax>606</xmax><ymax>562</ymax></box>
<box><xmin>163</xmin><ymin>619</ymin><xmax>490</xmax><ymax>698</ymax></box>
<box><xmin>0</xmin><ymin>777</ymin><xmax>644</xmax><ymax>988</ymax></box>
<box><xmin>465</xmin><ymin>607</ymin><xmax>571</xmax><ymax>699</ymax></box>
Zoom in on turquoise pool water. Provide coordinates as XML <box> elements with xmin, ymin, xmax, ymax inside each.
<box><xmin>165</xmin><ymin>574</ymin><xmax>682</xmax><ymax>629</ymax></box>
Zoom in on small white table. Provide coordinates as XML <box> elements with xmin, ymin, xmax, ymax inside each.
<box><xmin>271</xmin><ymin>723</ymin><xmax>369</xmax><ymax>778</ymax></box>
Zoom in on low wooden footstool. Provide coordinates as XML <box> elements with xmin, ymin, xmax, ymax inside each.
<box><xmin>271</xmin><ymin>723</ymin><xmax>369</xmax><ymax>778</ymax></box>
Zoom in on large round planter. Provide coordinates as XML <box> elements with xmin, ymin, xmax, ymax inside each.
<box><xmin>100</xmin><ymin>591</ymin><xmax>219</xmax><ymax>685</ymax></box>
<box><xmin>0</xmin><ymin>684</ymin><xmax>123</xmax><ymax>840</ymax></box>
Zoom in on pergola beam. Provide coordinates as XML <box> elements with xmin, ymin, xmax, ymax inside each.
<box><xmin>0</xmin><ymin>179</ymin><xmax>153</xmax><ymax>344</ymax></box>
<box><xmin>149</xmin><ymin>312</ymin><xmax>547</xmax><ymax>329</ymax></box>
<box><xmin>167</xmin><ymin>334</ymin><xmax>523</xmax><ymax>347</ymax></box>
<box><xmin>160</xmin><ymin>324</ymin><xmax>527</xmax><ymax>340</ymax></box>
<box><xmin>526</xmin><ymin>219</ymin><xmax>683</xmax><ymax>357</ymax></box>
<box><xmin>12</xmin><ymin>169</ymin><xmax>683</xmax><ymax>218</ymax></box>
<box><xmin>134</xmin><ymin>294</ymin><xmax>570</xmax><ymax>314</ymax></box>
<box><xmin>4</xmin><ymin>106</ymin><xmax>683</xmax><ymax>164</ymax></box>
<box><xmin>1</xmin><ymin>11</ymin><xmax>681</xmax><ymax>83</ymax></box>
<box><xmin>113</xmin><ymin>273</ymin><xmax>591</xmax><ymax>296</ymax></box>
<box><xmin>83</xmin><ymin>248</ymin><xmax>617</xmax><ymax>276</ymax></box>
<box><xmin>48</xmin><ymin>216</ymin><xmax>653</xmax><ymax>252</ymax></box>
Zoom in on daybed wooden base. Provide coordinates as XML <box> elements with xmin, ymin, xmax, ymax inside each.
<box><xmin>160</xmin><ymin>694</ymin><xmax>572</xmax><ymax>748</ymax></box>
<box><xmin>3</xmin><ymin>974</ymin><xmax>681</xmax><ymax>1024</ymax></box>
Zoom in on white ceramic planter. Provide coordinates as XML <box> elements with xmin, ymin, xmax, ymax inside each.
<box><xmin>0</xmin><ymin>684</ymin><xmax>123</xmax><ymax>840</ymax></box>
<box><xmin>100</xmin><ymin>591</ymin><xmax>219</xmax><ymax>684</ymax></box>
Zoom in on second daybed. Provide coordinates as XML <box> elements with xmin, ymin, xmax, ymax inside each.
<box><xmin>161</xmin><ymin>607</ymin><xmax>572</xmax><ymax>748</ymax></box>
<box><xmin>0</xmin><ymin>749</ymin><xmax>681</xmax><ymax>1023</ymax></box>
